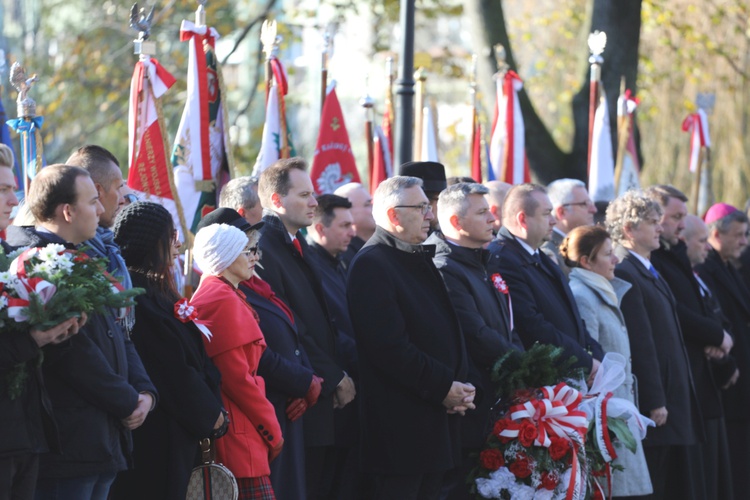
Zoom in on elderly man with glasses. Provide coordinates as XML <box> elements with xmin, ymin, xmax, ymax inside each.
<box><xmin>542</xmin><ymin>178</ymin><xmax>597</xmax><ymax>275</ymax></box>
<box><xmin>347</xmin><ymin>175</ymin><xmax>475</xmax><ymax>500</ymax></box>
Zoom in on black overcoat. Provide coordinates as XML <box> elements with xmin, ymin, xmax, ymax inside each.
<box><xmin>256</xmin><ymin>212</ymin><xmax>343</xmax><ymax>447</ymax></box>
<box><xmin>614</xmin><ymin>247</ymin><xmax>702</xmax><ymax>447</ymax></box>
<box><xmin>111</xmin><ymin>282</ymin><xmax>223</xmax><ymax>500</ymax></box>
<box><xmin>651</xmin><ymin>241</ymin><xmax>725</xmax><ymax>421</ymax></box>
<box><xmin>347</xmin><ymin>227</ymin><xmax>468</xmax><ymax>474</ymax></box>
<box><xmin>429</xmin><ymin>232</ymin><xmax>523</xmax><ymax>448</ymax></box>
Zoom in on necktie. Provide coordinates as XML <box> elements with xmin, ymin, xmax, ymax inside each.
<box><xmin>292</xmin><ymin>238</ymin><xmax>303</xmax><ymax>257</ymax></box>
<box><xmin>648</xmin><ymin>264</ymin><xmax>659</xmax><ymax>280</ymax></box>
<box><xmin>532</xmin><ymin>252</ymin><xmax>542</xmax><ymax>266</ymax></box>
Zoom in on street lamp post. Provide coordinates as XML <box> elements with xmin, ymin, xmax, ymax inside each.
<box><xmin>394</xmin><ymin>0</ymin><xmax>415</xmax><ymax>168</ymax></box>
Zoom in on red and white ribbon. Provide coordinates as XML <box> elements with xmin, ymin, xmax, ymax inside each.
<box><xmin>681</xmin><ymin>109</ymin><xmax>711</xmax><ymax>173</ymax></box>
<box><xmin>174</xmin><ymin>298</ymin><xmax>213</xmax><ymax>341</ymax></box>
<box><xmin>490</xmin><ymin>273</ymin><xmax>513</xmax><ymax>331</ymax></box>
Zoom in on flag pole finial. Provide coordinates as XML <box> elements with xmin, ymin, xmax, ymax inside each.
<box><xmin>9</xmin><ymin>62</ymin><xmax>37</xmax><ymax>119</ymax></box>
<box><xmin>493</xmin><ymin>44</ymin><xmax>509</xmax><ymax>77</ymax></box>
<box><xmin>261</xmin><ymin>20</ymin><xmax>279</xmax><ymax>60</ymax></box>
<box><xmin>587</xmin><ymin>31</ymin><xmax>607</xmax><ymax>65</ymax></box>
<box><xmin>130</xmin><ymin>3</ymin><xmax>156</xmax><ymax>56</ymax></box>
<box><xmin>195</xmin><ymin>0</ymin><xmax>207</xmax><ymax>28</ymax></box>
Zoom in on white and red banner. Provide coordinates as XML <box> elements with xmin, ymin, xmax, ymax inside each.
<box><xmin>471</xmin><ymin>117</ymin><xmax>482</xmax><ymax>183</ymax></box>
<box><xmin>615</xmin><ymin>90</ymin><xmax>641</xmax><ymax>195</ymax></box>
<box><xmin>252</xmin><ymin>58</ymin><xmax>293</xmax><ymax>176</ymax></box>
<box><xmin>681</xmin><ymin>109</ymin><xmax>711</xmax><ymax>173</ymax></box>
<box><xmin>310</xmin><ymin>82</ymin><xmax>361</xmax><ymax>194</ymax></box>
<box><xmin>588</xmin><ymin>86</ymin><xmax>615</xmax><ymax>202</ymax></box>
<box><xmin>127</xmin><ymin>56</ymin><xmax>189</xmax><ymax>240</ymax></box>
<box><xmin>172</xmin><ymin>20</ymin><xmax>234</xmax><ymax>235</ymax></box>
<box><xmin>489</xmin><ymin>71</ymin><xmax>528</xmax><ymax>185</ymax></box>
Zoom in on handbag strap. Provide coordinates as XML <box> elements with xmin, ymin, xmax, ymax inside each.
<box><xmin>199</xmin><ymin>438</ymin><xmax>216</xmax><ymax>465</ymax></box>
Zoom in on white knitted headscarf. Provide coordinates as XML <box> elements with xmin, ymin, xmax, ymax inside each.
<box><xmin>193</xmin><ymin>223</ymin><xmax>249</xmax><ymax>276</ymax></box>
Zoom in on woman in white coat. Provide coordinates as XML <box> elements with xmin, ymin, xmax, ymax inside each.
<box><xmin>561</xmin><ymin>225</ymin><xmax>653</xmax><ymax>498</ymax></box>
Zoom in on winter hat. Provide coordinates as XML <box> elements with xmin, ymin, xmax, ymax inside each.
<box><xmin>399</xmin><ymin>161</ymin><xmax>447</xmax><ymax>192</ymax></box>
<box><xmin>113</xmin><ymin>201</ymin><xmax>173</xmax><ymax>268</ymax></box>
<box><xmin>193</xmin><ymin>223</ymin><xmax>249</xmax><ymax>276</ymax></box>
<box><xmin>703</xmin><ymin>202</ymin><xmax>739</xmax><ymax>226</ymax></box>
<box><xmin>196</xmin><ymin>207</ymin><xmax>264</xmax><ymax>234</ymax></box>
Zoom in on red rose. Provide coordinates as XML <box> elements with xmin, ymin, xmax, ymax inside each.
<box><xmin>509</xmin><ymin>453</ymin><xmax>533</xmax><ymax>478</ymax></box>
<box><xmin>518</xmin><ymin>421</ymin><xmax>538</xmax><ymax>447</ymax></box>
<box><xmin>540</xmin><ymin>471</ymin><xmax>558</xmax><ymax>490</ymax></box>
<box><xmin>548</xmin><ymin>437</ymin><xmax>570</xmax><ymax>461</ymax></box>
<box><xmin>493</xmin><ymin>418</ymin><xmax>514</xmax><ymax>443</ymax></box>
<box><xmin>479</xmin><ymin>448</ymin><xmax>505</xmax><ymax>471</ymax></box>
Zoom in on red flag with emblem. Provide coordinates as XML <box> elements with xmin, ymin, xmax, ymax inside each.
<box><xmin>310</xmin><ymin>82</ymin><xmax>361</xmax><ymax>194</ymax></box>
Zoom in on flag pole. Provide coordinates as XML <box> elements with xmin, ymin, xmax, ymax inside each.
<box><xmin>385</xmin><ymin>57</ymin><xmax>395</xmax><ymax>155</ymax></box>
<box><xmin>692</xmin><ymin>93</ymin><xmax>715</xmax><ymax>215</ymax></box>
<box><xmin>360</xmin><ymin>78</ymin><xmax>375</xmax><ymax>182</ymax></box>
<box><xmin>469</xmin><ymin>54</ymin><xmax>479</xmax><ymax>176</ymax></box>
<box><xmin>7</xmin><ymin>63</ymin><xmax>41</xmax><ymax>195</ymax></box>
<box><xmin>614</xmin><ymin>76</ymin><xmax>628</xmax><ymax>194</ymax></box>
<box><xmin>260</xmin><ymin>20</ymin><xmax>277</xmax><ymax>103</ymax></box>
<box><xmin>587</xmin><ymin>31</ymin><xmax>606</xmax><ymax>178</ymax></box>
<box><xmin>321</xmin><ymin>32</ymin><xmax>330</xmax><ymax>119</ymax></box>
<box><xmin>413</xmin><ymin>67</ymin><xmax>426</xmax><ymax>161</ymax></box>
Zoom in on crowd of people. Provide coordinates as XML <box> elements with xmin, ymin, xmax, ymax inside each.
<box><xmin>1</xmin><ymin>141</ymin><xmax>749</xmax><ymax>500</ymax></box>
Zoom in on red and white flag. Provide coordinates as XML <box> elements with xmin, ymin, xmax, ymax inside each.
<box><xmin>370</xmin><ymin>125</ymin><xmax>392</xmax><ymax>195</ymax></box>
<box><xmin>310</xmin><ymin>82</ymin><xmax>361</xmax><ymax>194</ymax></box>
<box><xmin>588</xmin><ymin>86</ymin><xmax>615</xmax><ymax>202</ymax></box>
<box><xmin>489</xmin><ymin>71</ymin><xmax>528</xmax><ymax>184</ymax></box>
<box><xmin>681</xmin><ymin>109</ymin><xmax>711</xmax><ymax>173</ymax></box>
<box><xmin>171</xmin><ymin>20</ymin><xmax>234</xmax><ymax>236</ymax></box>
<box><xmin>127</xmin><ymin>56</ymin><xmax>189</xmax><ymax>239</ymax></box>
<box><xmin>252</xmin><ymin>58</ymin><xmax>293</xmax><ymax>176</ymax></box>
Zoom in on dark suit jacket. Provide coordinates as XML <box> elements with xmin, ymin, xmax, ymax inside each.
<box><xmin>614</xmin><ymin>246</ymin><xmax>702</xmax><ymax>447</ymax></box>
<box><xmin>241</xmin><ymin>279</ymin><xmax>313</xmax><ymax>500</ymax></box>
<box><xmin>696</xmin><ymin>248</ymin><xmax>750</xmax><ymax>421</ymax></box>
<box><xmin>487</xmin><ymin>226</ymin><xmax>603</xmax><ymax>371</ymax></box>
<box><xmin>651</xmin><ymin>241</ymin><xmax>725</xmax><ymax>421</ymax></box>
<box><xmin>256</xmin><ymin>212</ymin><xmax>343</xmax><ymax>447</ymax></box>
<box><xmin>429</xmin><ymin>232</ymin><xmax>523</xmax><ymax>448</ymax></box>
<box><xmin>347</xmin><ymin>227</ymin><xmax>468</xmax><ymax>474</ymax></box>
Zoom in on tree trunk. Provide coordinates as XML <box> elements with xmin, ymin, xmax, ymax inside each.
<box><xmin>466</xmin><ymin>0</ymin><xmax>643</xmax><ymax>184</ymax></box>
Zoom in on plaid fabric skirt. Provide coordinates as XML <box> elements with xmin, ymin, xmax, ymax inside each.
<box><xmin>237</xmin><ymin>475</ymin><xmax>276</xmax><ymax>500</ymax></box>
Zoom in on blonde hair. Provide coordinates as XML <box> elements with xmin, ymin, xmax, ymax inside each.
<box><xmin>0</xmin><ymin>144</ymin><xmax>15</xmax><ymax>169</ymax></box>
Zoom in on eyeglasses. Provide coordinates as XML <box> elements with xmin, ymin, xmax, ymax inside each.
<box><xmin>562</xmin><ymin>200</ymin><xmax>594</xmax><ymax>209</ymax></box>
<box><xmin>241</xmin><ymin>245</ymin><xmax>261</xmax><ymax>256</ymax></box>
<box><xmin>394</xmin><ymin>203</ymin><xmax>433</xmax><ymax>215</ymax></box>
<box><xmin>124</xmin><ymin>193</ymin><xmax>139</xmax><ymax>204</ymax></box>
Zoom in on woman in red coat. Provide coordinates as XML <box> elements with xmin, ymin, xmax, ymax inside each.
<box><xmin>191</xmin><ymin>223</ymin><xmax>283</xmax><ymax>500</ymax></box>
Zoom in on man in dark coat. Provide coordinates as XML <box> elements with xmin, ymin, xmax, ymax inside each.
<box><xmin>256</xmin><ymin>158</ymin><xmax>354</xmax><ymax>499</ymax></box>
<box><xmin>334</xmin><ymin>182</ymin><xmax>376</xmax><ymax>268</ymax></box>
<box><xmin>605</xmin><ymin>190</ymin><xmax>704</xmax><ymax>500</ymax></box>
<box><xmin>348</xmin><ymin>175</ymin><xmax>475</xmax><ymax>499</ymax></box>
<box><xmin>487</xmin><ymin>184</ymin><xmax>603</xmax><ymax>375</ymax></box>
<box><xmin>0</xmin><ymin>149</ymin><xmax>84</xmax><ymax>500</ymax></box>
<box><xmin>306</xmin><ymin>194</ymin><xmax>365</xmax><ymax>499</ymax></box>
<box><xmin>7</xmin><ymin>165</ymin><xmax>156</xmax><ymax>499</ymax></box>
<box><xmin>695</xmin><ymin>203</ymin><xmax>750</xmax><ymax>499</ymax></box>
<box><xmin>428</xmin><ymin>183</ymin><xmax>523</xmax><ymax>500</ymax></box>
<box><xmin>645</xmin><ymin>186</ymin><xmax>732</xmax><ymax>499</ymax></box>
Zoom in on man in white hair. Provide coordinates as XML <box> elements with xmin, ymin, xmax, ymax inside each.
<box><xmin>542</xmin><ymin>178</ymin><xmax>596</xmax><ymax>274</ymax></box>
<box><xmin>347</xmin><ymin>176</ymin><xmax>475</xmax><ymax>499</ymax></box>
